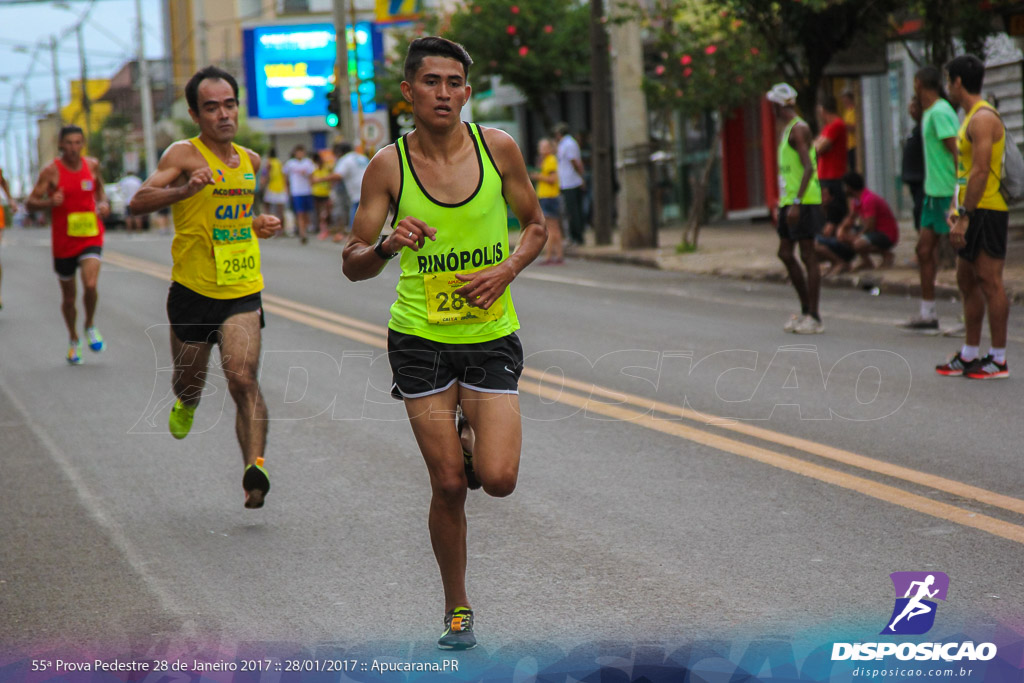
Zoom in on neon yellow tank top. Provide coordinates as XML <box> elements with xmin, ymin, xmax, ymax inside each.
<box><xmin>957</xmin><ymin>100</ymin><xmax>1008</xmax><ymax>211</ymax></box>
<box><xmin>266</xmin><ymin>157</ymin><xmax>286</xmax><ymax>194</ymax></box>
<box><xmin>777</xmin><ymin>116</ymin><xmax>822</xmax><ymax>206</ymax></box>
<box><xmin>388</xmin><ymin>123</ymin><xmax>520</xmax><ymax>344</ymax></box>
<box><xmin>171</xmin><ymin>137</ymin><xmax>263</xmax><ymax>299</ymax></box>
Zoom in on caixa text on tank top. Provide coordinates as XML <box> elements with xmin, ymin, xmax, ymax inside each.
<box><xmin>415</xmin><ymin>242</ymin><xmax>504</xmax><ymax>274</ymax></box>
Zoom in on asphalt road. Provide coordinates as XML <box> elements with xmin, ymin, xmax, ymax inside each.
<box><xmin>1</xmin><ymin>228</ymin><xmax>1022</xmax><ymax>671</ymax></box>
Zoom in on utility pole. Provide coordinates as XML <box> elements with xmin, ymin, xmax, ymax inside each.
<box><xmin>332</xmin><ymin>0</ymin><xmax>355</xmax><ymax>142</ymax></box>
<box><xmin>50</xmin><ymin>36</ymin><xmax>63</xmax><ymax>127</ymax></box>
<box><xmin>610</xmin><ymin>17</ymin><xmax>654</xmax><ymax>248</ymax></box>
<box><xmin>22</xmin><ymin>84</ymin><xmax>35</xmax><ymax>181</ymax></box>
<box><xmin>589</xmin><ymin>0</ymin><xmax>613</xmax><ymax>246</ymax></box>
<box><xmin>75</xmin><ymin>24</ymin><xmax>92</xmax><ymax>142</ymax></box>
<box><xmin>135</xmin><ymin>0</ymin><xmax>157</xmax><ymax>176</ymax></box>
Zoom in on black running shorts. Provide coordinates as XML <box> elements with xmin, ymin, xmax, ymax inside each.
<box><xmin>166</xmin><ymin>281</ymin><xmax>264</xmax><ymax>345</ymax></box>
<box><xmin>777</xmin><ymin>205</ymin><xmax>825</xmax><ymax>241</ymax></box>
<box><xmin>54</xmin><ymin>245</ymin><xmax>102</xmax><ymax>279</ymax></box>
<box><xmin>387</xmin><ymin>329</ymin><xmax>524</xmax><ymax>400</ymax></box>
<box><xmin>958</xmin><ymin>209</ymin><xmax>1008</xmax><ymax>262</ymax></box>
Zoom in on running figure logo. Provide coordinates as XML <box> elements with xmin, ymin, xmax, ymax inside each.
<box><xmin>881</xmin><ymin>572</ymin><xmax>949</xmax><ymax>635</ymax></box>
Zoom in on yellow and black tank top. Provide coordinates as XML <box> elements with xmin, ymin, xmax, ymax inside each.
<box><xmin>171</xmin><ymin>137</ymin><xmax>263</xmax><ymax>299</ymax></box>
<box><xmin>388</xmin><ymin>123</ymin><xmax>520</xmax><ymax>344</ymax></box>
<box><xmin>957</xmin><ymin>100</ymin><xmax>1008</xmax><ymax>211</ymax></box>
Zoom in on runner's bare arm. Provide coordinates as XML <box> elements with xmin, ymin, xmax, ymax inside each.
<box><xmin>25</xmin><ymin>164</ymin><xmax>60</xmax><ymax>210</ymax></box>
<box><xmin>342</xmin><ymin>146</ymin><xmax>435</xmax><ymax>281</ymax></box>
<box><xmin>246</xmin><ymin>148</ymin><xmax>262</xmax><ymax>176</ymax></box>
<box><xmin>129</xmin><ymin>141</ymin><xmax>210</xmax><ymax>215</ymax></box>
<box><xmin>86</xmin><ymin>157</ymin><xmax>110</xmax><ymax>217</ymax></box>
<box><xmin>453</xmin><ymin>128</ymin><xmax>547</xmax><ymax>310</ymax></box>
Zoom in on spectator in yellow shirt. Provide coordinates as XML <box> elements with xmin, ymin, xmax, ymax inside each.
<box><xmin>530</xmin><ymin>138</ymin><xmax>563</xmax><ymax>263</ymax></box>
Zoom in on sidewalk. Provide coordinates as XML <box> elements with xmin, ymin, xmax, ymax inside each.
<box><xmin>570</xmin><ymin>219</ymin><xmax>1024</xmax><ymax>304</ymax></box>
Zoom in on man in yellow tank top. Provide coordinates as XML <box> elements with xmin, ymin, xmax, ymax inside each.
<box><xmin>342</xmin><ymin>37</ymin><xmax>547</xmax><ymax>650</ymax></box>
<box><xmin>129</xmin><ymin>66</ymin><xmax>284</xmax><ymax>507</ymax></box>
<box><xmin>934</xmin><ymin>55</ymin><xmax>1010</xmax><ymax>380</ymax></box>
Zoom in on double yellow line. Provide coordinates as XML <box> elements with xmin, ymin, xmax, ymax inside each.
<box><xmin>105</xmin><ymin>250</ymin><xmax>1024</xmax><ymax>545</ymax></box>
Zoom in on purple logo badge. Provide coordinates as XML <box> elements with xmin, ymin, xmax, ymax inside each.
<box><xmin>881</xmin><ymin>572</ymin><xmax>949</xmax><ymax>635</ymax></box>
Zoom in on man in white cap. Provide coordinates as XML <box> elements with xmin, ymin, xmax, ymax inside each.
<box><xmin>768</xmin><ymin>83</ymin><xmax>825</xmax><ymax>334</ymax></box>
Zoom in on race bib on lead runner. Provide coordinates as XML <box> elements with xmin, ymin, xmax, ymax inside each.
<box><xmin>214</xmin><ymin>240</ymin><xmax>260</xmax><ymax>286</ymax></box>
<box><xmin>67</xmin><ymin>211</ymin><xmax>98</xmax><ymax>237</ymax></box>
<box><xmin>423</xmin><ymin>272</ymin><xmax>503</xmax><ymax>325</ymax></box>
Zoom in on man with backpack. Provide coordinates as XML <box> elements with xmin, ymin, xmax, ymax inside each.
<box><xmin>935</xmin><ymin>54</ymin><xmax>1010</xmax><ymax>379</ymax></box>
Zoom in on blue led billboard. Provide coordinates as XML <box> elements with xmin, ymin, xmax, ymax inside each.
<box><xmin>243</xmin><ymin>22</ymin><xmax>381</xmax><ymax>121</ymax></box>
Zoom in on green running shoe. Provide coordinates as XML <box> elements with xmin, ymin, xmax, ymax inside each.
<box><xmin>438</xmin><ymin>607</ymin><xmax>477</xmax><ymax>650</ymax></box>
<box><xmin>243</xmin><ymin>458</ymin><xmax>270</xmax><ymax>509</ymax></box>
<box><xmin>85</xmin><ymin>326</ymin><xmax>105</xmax><ymax>352</ymax></box>
<box><xmin>168</xmin><ymin>399</ymin><xmax>197</xmax><ymax>440</ymax></box>
<box><xmin>67</xmin><ymin>340</ymin><xmax>83</xmax><ymax>365</ymax></box>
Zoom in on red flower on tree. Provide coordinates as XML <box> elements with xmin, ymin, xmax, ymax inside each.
<box><xmin>705</xmin><ymin>45</ymin><xmax>717</xmax><ymax>55</ymax></box>
<box><xmin>506</xmin><ymin>25</ymin><xmax>517</xmax><ymax>35</ymax></box>
<box><xmin>680</xmin><ymin>54</ymin><xmax>692</xmax><ymax>65</ymax></box>
<box><xmin>519</xmin><ymin>45</ymin><xmax>529</xmax><ymax>56</ymax></box>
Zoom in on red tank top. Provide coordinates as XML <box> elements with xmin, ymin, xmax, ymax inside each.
<box><xmin>51</xmin><ymin>158</ymin><xmax>104</xmax><ymax>258</ymax></box>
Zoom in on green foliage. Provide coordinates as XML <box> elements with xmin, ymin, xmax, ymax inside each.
<box><xmin>723</xmin><ymin>0</ymin><xmax>901</xmax><ymax>121</ymax></box>
<box><xmin>446</xmin><ymin>0</ymin><xmax>590</xmax><ymax>115</ymax></box>
<box><xmin>913</xmin><ymin>0</ymin><xmax>1004</xmax><ymax>66</ymax></box>
<box><xmin>90</xmin><ymin>112</ymin><xmax>133</xmax><ymax>180</ymax></box>
<box><xmin>629</xmin><ymin>0</ymin><xmax>775</xmax><ymax>116</ymax></box>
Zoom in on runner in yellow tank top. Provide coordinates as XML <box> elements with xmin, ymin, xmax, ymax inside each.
<box><xmin>129</xmin><ymin>66</ymin><xmax>284</xmax><ymax>508</ymax></box>
<box><xmin>935</xmin><ymin>55</ymin><xmax>1011</xmax><ymax>380</ymax></box>
<box><xmin>342</xmin><ymin>37</ymin><xmax>547</xmax><ymax>651</ymax></box>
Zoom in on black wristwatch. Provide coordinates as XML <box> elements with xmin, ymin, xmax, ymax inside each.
<box><xmin>373</xmin><ymin>233</ymin><xmax>397</xmax><ymax>260</ymax></box>
<box><xmin>959</xmin><ymin>208</ymin><xmax>974</xmax><ymax>221</ymax></box>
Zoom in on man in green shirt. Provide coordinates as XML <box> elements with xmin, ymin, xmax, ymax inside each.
<box><xmin>908</xmin><ymin>66</ymin><xmax>960</xmax><ymax>329</ymax></box>
<box><xmin>768</xmin><ymin>82</ymin><xmax>825</xmax><ymax>334</ymax></box>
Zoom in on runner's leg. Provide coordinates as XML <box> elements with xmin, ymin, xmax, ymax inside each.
<box><xmin>975</xmin><ymin>251</ymin><xmax>1008</xmax><ymax>349</ymax></box>
<box><xmin>170</xmin><ymin>330</ymin><xmax>214</xmax><ymax>407</ymax></box>
<box><xmin>777</xmin><ymin>237</ymin><xmax>809</xmax><ymax>313</ymax></box>
<box><xmin>59</xmin><ymin>276</ymin><xmax>78</xmax><ymax>341</ymax></box>
<box><xmin>219</xmin><ymin>310</ymin><xmax>267</xmax><ymax>467</ymax></box>
<box><xmin>405</xmin><ymin>385</ymin><xmax>470</xmax><ymax>612</ymax></box>
<box><xmin>457</xmin><ymin>388</ymin><xmax>521</xmax><ymax>498</ymax></box>
<box><xmin>957</xmin><ymin>258</ymin><xmax>984</xmax><ymax>348</ymax></box>
<box><xmin>80</xmin><ymin>257</ymin><xmax>100</xmax><ymax>330</ymax></box>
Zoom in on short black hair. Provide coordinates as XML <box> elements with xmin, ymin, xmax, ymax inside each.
<box><xmin>59</xmin><ymin>124</ymin><xmax>84</xmax><ymax>141</ymax></box>
<box><xmin>334</xmin><ymin>141</ymin><xmax>353</xmax><ymax>156</ymax></box>
<box><xmin>820</xmin><ymin>95</ymin><xmax>838</xmax><ymax>114</ymax></box>
<box><xmin>185</xmin><ymin>65</ymin><xmax>239</xmax><ymax>113</ymax></box>
<box><xmin>404</xmin><ymin>36</ymin><xmax>472</xmax><ymax>82</ymax></box>
<box><xmin>842</xmin><ymin>171</ymin><xmax>865</xmax><ymax>192</ymax></box>
<box><xmin>946</xmin><ymin>54</ymin><xmax>985</xmax><ymax>95</ymax></box>
<box><xmin>915</xmin><ymin>65</ymin><xmax>946</xmax><ymax>96</ymax></box>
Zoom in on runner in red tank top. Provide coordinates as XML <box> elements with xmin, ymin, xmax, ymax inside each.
<box><xmin>27</xmin><ymin>125</ymin><xmax>110</xmax><ymax>365</ymax></box>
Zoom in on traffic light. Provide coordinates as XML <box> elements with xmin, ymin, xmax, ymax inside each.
<box><xmin>326</xmin><ymin>87</ymin><xmax>340</xmax><ymax>127</ymax></box>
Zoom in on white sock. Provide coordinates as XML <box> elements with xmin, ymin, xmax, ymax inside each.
<box><xmin>990</xmin><ymin>347</ymin><xmax>1006</xmax><ymax>364</ymax></box>
<box><xmin>961</xmin><ymin>345</ymin><xmax>980</xmax><ymax>361</ymax></box>
<box><xmin>921</xmin><ymin>299</ymin><xmax>937</xmax><ymax>319</ymax></box>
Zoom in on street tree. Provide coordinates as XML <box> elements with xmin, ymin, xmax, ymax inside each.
<box><xmin>446</xmin><ymin>0</ymin><xmax>590</xmax><ymax>130</ymax></box>
<box><xmin>628</xmin><ymin>0</ymin><xmax>774</xmax><ymax>249</ymax></box>
<box><xmin>728</xmin><ymin>0</ymin><xmax>899</xmax><ymax>129</ymax></box>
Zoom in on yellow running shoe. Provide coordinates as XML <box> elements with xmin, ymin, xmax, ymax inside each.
<box><xmin>168</xmin><ymin>399</ymin><xmax>197</xmax><ymax>439</ymax></box>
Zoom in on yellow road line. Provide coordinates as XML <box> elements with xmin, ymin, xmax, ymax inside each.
<box><xmin>524</xmin><ymin>369</ymin><xmax>1024</xmax><ymax>518</ymax></box>
<box><xmin>105</xmin><ymin>249</ymin><xmax>1024</xmax><ymax>544</ymax></box>
<box><xmin>519</xmin><ymin>378</ymin><xmax>1024</xmax><ymax>545</ymax></box>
